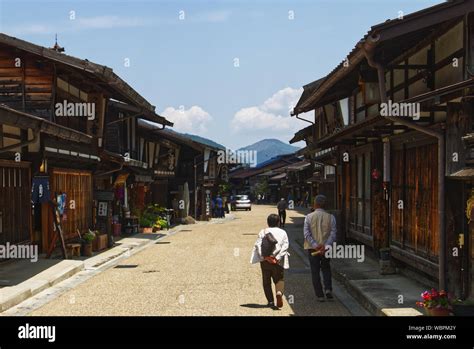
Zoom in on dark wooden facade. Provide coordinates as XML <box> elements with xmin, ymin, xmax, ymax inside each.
<box><xmin>0</xmin><ymin>33</ymin><xmax>172</xmax><ymax>255</ymax></box>
<box><xmin>292</xmin><ymin>0</ymin><xmax>474</xmax><ymax>299</ymax></box>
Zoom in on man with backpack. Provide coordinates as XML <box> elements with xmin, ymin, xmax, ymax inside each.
<box><xmin>250</xmin><ymin>214</ymin><xmax>290</xmax><ymax>308</ymax></box>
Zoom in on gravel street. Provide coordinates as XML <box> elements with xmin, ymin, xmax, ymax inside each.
<box><xmin>29</xmin><ymin>205</ymin><xmax>352</xmax><ymax>316</ymax></box>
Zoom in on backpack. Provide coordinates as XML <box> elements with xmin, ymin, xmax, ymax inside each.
<box><xmin>261</xmin><ymin>230</ymin><xmax>278</xmax><ymax>257</ymax></box>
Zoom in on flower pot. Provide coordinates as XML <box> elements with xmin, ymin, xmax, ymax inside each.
<box><xmin>82</xmin><ymin>243</ymin><xmax>93</xmax><ymax>257</ymax></box>
<box><xmin>140</xmin><ymin>227</ymin><xmax>153</xmax><ymax>234</ymax></box>
<box><xmin>452</xmin><ymin>304</ymin><xmax>474</xmax><ymax>316</ymax></box>
<box><xmin>426</xmin><ymin>307</ymin><xmax>450</xmax><ymax>316</ymax></box>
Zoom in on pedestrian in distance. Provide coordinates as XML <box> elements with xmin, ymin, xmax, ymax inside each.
<box><xmin>250</xmin><ymin>213</ymin><xmax>290</xmax><ymax>309</ymax></box>
<box><xmin>304</xmin><ymin>194</ymin><xmax>337</xmax><ymax>302</ymax></box>
<box><xmin>277</xmin><ymin>198</ymin><xmax>288</xmax><ymax>228</ymax></box>
<box><xmin>215</xmin><ymin>194</ymin><xmax>224</xmax><ymax>218</ymax></box>
<box><xmin>211</xmin><ymin>197</ymin><xmax>216</xmax><ymax>217</ymax></box>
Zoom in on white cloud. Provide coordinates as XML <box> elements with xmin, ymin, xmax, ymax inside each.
<box><xmin>161</xmin><ymin>106</ymin><xmax>212</xmax><ymax>133</ymax></box>
<box><xmin>194</xmin><ymin>10</ymin><xmax>232</xmax><ymax>23</ymax></box>
<box><xmin>232</xmin><ymin>107</ymin><xmax>292</xmax><ymax>132</ymax></box>
<box><xmin>8</xmin><ymin>10</ymin><xmax>230</xmax><ymax>37</ymax></box>
<box><xmin>231</xmin><ymin>87</ymin><xmax>311</xmax><ymax>133</ymax></box>
<box><xmin>262</xmin><ymin>87</ymin><xmax>304</xmax><ymax>113</ymax></box>
<box><xmin>9</xmin><ymin>15</ymin><xmax>151</xmax><ymax>36</ymax></box>
<box><xmin>10</xmin><ymin>24</ymin><xmax>56</xmax><ymax>35</ymax></box>
<box><xmin>74</xmin><ymin>15</ymin><xmax>151</xmax><ymax>30</ymax></box>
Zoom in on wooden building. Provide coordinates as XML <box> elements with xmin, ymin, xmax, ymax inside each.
<box><xmin>291</xmin><ymin>0</ymin><xmax>474</xmax><ymax>298</ymax></box>
<box><xmin>229</xmin><ymin>154</ymin><xmax>299</xmax><ymax>202</ymax></box>
<box><xmin>138</xmin><ymin>120</ymin><xmax>229</xmax><ymax>221</ymax></box>
<box><xmin>0</xmin><ymin>33</ymin><xmax>172</xmax><ymax>254</ymax></box>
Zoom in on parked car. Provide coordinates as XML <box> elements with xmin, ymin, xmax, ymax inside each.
<box><xmin>231</xmin><ymin>195</ymin><xmax>252</xmax><ymax>211</ymax></box>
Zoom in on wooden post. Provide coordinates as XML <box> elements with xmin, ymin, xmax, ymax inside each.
<box><xmin>46</xmin><ymin>201</ymin><xmax>68</xmax><ymax>259</ymax></box>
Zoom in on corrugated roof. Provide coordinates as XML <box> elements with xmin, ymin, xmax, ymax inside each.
<box><xmin>449</xmin><ymin>168</ymin><xmax>474</xmax><ymax>179</ymax></box>
<box><xmin>109</xmin><ymin>100</ymin><xmax>173</xmax><ymax>127</ymax></box>
<box><xmin>138</xmin><ymin>119</ymin><xmax>221</xmax><ymax>152</ymax></box>
<box><xmin>269</xmin><ymin>172</ymin><xmax>287</xmax><ymax>181</ymax></box>
<box><xmin>292</xmin><ymin>77</ymin><xmax>326</xmax><ymax>115</ymax></box>
<box><xmin>289</xmin><ymin>125</ymin><xmax>313</xmax><ymax>144</ymax></box>
<box><xmin>285</xmin><ymin>160</ymin><xmax>312</xmax><ymax>171</ymax></box>
<box><xmin>293</xmin><ymin>0</ymin><xmax>471</xmax><ymax>114</ymax></box>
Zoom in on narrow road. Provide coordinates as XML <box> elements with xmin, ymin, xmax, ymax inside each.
<box><xmin>28</xmin><ymin>205</ymin><xmax>351</xmax><ymax>316</ymax></box>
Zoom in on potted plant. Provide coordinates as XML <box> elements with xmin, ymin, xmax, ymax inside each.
<box><xmin>139</xmin><ymin>216</ymin><xmax>153</xmax><ymax>233</ymax></box>
<box><xmin>452</xmin><ymin>299</ymin><xmax>474</xmax><ymax>316</ymax></box>
<box><xmin>416</xmin><ymin>289</ymin><xmax>452</xmax><ymax>316</ymax></box>
<box><xmin>154</xmin><ymin>217</ymin><xmax>168</xmax><ymax>231</ymax></box>
<box><xmin>82</xmin><ymin>230</ymin><xmax>96</xmax><ymax>257</ymax></box>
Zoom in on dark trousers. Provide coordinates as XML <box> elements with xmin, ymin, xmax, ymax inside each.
<box><xmin>278</xmin><ymin>210</ymin><xmax>286</xmax><ymax>227</ymax></box>
<box><xmin>260</xmin><ymin>261</ymin><xmax>284</xmax><ymax>304</ymax></box>
<box><xmin>308</xmin><ymin>251</ymin><xmax>332</xmax><ymax>298</ymax></box>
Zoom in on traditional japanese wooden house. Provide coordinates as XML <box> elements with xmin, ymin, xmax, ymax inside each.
<box><xmin>229</xmin><ymin>154</ymin><xmax>299</xmax><ymax>202</ymax></box>
<box><xmin>100</xmin><ymin>101</ymin><xmax>172</xmax><ymax>232</ymax></box>
<box><xmin>268</xmin><ymin>159</ymin><xmax>313</xmax><ymax>206</ymax></box>
<box><xmin>290</xmin><ymin>77</ymin><xmax>343</xmax><ymax>211</ymax></box>
<box><xmin>291</xmin><ymin>0</ymin><xmax>474</xmax><ymax>298</ymax></box>
<box><xmin>0</xmin><ymin>105</ymin><xmax>92</xmax><ymax>249</ymax></box>
<box><xmin>0</xmin><ymin>33</ymin><xmax>172</xmax><ymax>254</ymax></box>
<box><xmin>138</xmin><ymin>121</ymin><xmax>227</xmax><ymax>221</ymax></box>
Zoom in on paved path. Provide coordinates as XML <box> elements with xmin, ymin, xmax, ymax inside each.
<box><xmin>26</xmin><ymin>205</ymin><xmax>351</xmax><ymax>316</ymax></box>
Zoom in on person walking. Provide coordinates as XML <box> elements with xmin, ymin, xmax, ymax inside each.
<box><xmin>250</xmin><ymin>214</ymin><xmax>290</xmax><ymax>308</ymax></box>
<box><xmin>303</xmin><ymin>191</ymin><xmax>309</xmax><ymax>208</ymax></box>
<box><xmin>215</xmin><ymin>195</ymin><xmax>224</xmax><ymax>218</ymax></box>
<box><xmin>303</xmin><ymin>194</ymin><xmax>336</xmax><ymax>302</ymax></box>
<box><xmin>277</xmin><ymin>198</ymin><xmax>287</xmax><ymax>228</ymax></box>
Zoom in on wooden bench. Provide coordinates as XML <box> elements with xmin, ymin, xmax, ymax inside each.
<box><xmin>66</xmin><ymin>243</ymin><xmax>81</xmax><ymax>257</ymax></box>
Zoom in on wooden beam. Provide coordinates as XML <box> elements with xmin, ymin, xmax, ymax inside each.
<box><xmin>422</xmin><ymin>105</ymin><xmax>448</xmax><ymax>112</ymax></box>
<box><xmin>373</xmin><ymin>125</ymin><xmax>409</xmax><ymax>131</ymax></box>
<box><xmin>392</xmin><ymin>64</ymin><xmax>428</xmax><ymax>70</ymax></box>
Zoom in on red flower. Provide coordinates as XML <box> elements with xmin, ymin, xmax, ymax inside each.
<box><xmin>418</xmin><ymin>288</ymin><xmax>451</xmax><ymax>311</ymax></box>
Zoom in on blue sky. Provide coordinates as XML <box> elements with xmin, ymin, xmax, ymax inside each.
<box><xmin>0</xmin><ymin>0</ymin><xmax>443</xmax><ymax>149</ymax></box>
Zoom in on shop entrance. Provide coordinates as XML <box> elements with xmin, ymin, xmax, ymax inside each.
<box><xmin>0</xmin><ymin>160</ymin><xmax>31</xmax><ymax>246</ymax></box>
<box><xmin>43</xmin><ymin>169</ymin><xmax>93</xmax><ymax>252</ymax></box>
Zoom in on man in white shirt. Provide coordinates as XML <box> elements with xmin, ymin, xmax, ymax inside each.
<box><xmin>304</xmin><ymin>194</ymin><xmax>336</xmax><ymax>302</ymax></box>
<box><xmin>250</xmin><ymin>214</ymin><xmax>290</xmax><ymax>308</ymax></box>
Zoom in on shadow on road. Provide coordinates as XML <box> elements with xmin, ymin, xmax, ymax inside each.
<box><xmin>240</xmin><ymin>303</ymin><xmax>270</xmax><ymax>309</ymax></box>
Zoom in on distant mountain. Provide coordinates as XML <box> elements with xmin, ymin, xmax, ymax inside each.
<box><xmin>168</xmin><ymin>130</ymin><xmax>225</xmax><ymax>150</ymax></box>
<box><xmin>238</xmin><ymin>139</ymin><xmax>300</xmax><ymax>165</ymax></box>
